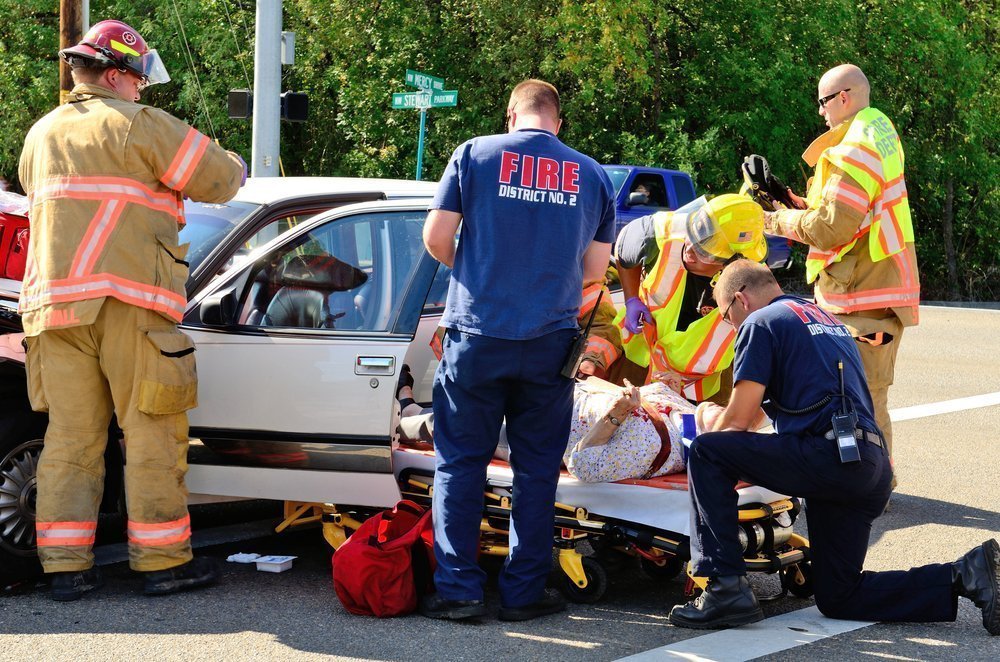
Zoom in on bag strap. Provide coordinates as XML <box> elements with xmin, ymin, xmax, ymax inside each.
<box><xmin>640</xmin><ymin>400</ymin><xmax>673</xmax><ymax>479</ymax></box>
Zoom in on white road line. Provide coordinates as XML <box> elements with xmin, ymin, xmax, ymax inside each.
<box><xmin>890</xmin><ymin>391</ymin><xmax>1000</xmax><ymax>423</ymax></box>
<box><xmin>618</xmin><ymin>606</ymin><xmax>872</xmax><ymax>661</ymax></box>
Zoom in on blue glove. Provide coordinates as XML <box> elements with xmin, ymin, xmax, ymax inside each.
<box><xmin>623</xmin><ymin>296</ymin><xmax>652</xmax><ymax>334</ymax></box>
<box><xmin>234</xmin><ymin>153</ymin><xmax>248</xmax><ymax>186</ymax></box>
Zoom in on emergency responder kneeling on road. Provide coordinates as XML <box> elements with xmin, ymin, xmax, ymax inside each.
<box><xmin>612</xmin><ymin>194</ymin><xmax>767</xmax><ymax>402</ymax></box>
<box><xmin>18</xmin><ymin>19</ymin><xmax>245</xmax><ymax>601</ymax></box>
<box><xmin>668</xmin><ymin>260</ymin><xmax>999</xmax><ymax>635</ymax></box>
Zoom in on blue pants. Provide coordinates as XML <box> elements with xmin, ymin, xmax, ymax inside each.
<box><xmin>431</xmin><ymin>327</ymin><xmax>575</xmax><ymax>607</ymax></box>
<box><xmin>687</xmin><ymin>429</ymin><xmax>958</xmax><ymax>622</ymax></box>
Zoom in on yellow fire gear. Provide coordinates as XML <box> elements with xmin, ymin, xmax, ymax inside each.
<box><xmin>27</xmin><ymin>298</ymin><xmax>197</xmax><ymax>572</ymax></box>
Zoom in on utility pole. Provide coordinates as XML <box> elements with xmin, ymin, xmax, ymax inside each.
<box><xmin>58</xmin><ymin>0</ymin><xmax>83</xmax><ymax>105</ymax></box>
<box><xmin>251</xmin><ymin>0</ymin><xmax>281</xmax><ymax>177</ymax></box>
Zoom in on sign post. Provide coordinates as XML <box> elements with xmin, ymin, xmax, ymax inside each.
<box><xmin>392</xmin><ymin>69</ymin><xmax>458</xmax><ymax>180</ymax></box>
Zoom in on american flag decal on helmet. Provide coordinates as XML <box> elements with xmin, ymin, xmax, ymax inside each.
<box><xmin>737</xmin><ymin>231</ymin><xmax>752</xmax><ymax>242</ymax></box>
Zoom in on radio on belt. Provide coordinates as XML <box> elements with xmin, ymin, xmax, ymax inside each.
<box><xmin>832</xmin><ymin>360</ymin><xmax>861</xmax><ymax>464</ymax></box>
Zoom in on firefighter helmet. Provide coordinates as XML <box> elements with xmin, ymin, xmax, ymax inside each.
<box><xmin>685</xmin><ymin>194</ymin><xmax>767</xmax><ymax>263</ymax></box>
<box><xmin>59</xmin><ymin>20</ymin><xmax>170</xmax><ymax>87</ymax></box>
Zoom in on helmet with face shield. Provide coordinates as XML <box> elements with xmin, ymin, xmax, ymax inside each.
<box><xmin>59</xmin><ymin>20</ymin><xmax>170</xmax><ymax>89</ymax></box>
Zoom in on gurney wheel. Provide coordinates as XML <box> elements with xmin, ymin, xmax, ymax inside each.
<box><xmin>781</xmin><ymin>561</ymin><xmax>814</xmax><ymax>598</ymax></box>
<box><xmin>639</xmin><ymin>555</ymin><xmax>684</xmax><ymax>581</ymax></box>
<box><xmin>560</xmin><ymin>557</ymin><xmax>608</xmax><ymax>604</ymax></box>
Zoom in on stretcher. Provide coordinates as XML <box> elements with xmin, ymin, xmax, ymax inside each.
<box><xmin>301</xmin><ymin>444</ymin><xmax>814</xmax><ymax>604</ymax></box>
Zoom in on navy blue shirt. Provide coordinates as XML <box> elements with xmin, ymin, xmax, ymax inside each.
<box><xmin>733</xmin><ymin>295</ymin><xmax>878</xmax><ymax>436</ymax></box>
<box><xmin>431</xmin><ymin>128</ymin><xmax>616</xmax><ymax>340</ymax></box>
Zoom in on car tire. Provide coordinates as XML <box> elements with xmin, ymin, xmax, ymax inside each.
<box><xmin>0</xmin><ymin>412</ymin><xmax>47</xmax><ymax>586</ymax></box>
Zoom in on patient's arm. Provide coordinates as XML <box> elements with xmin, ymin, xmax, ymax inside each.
<box><xmin>574</xmin><ymin>380</ymin><xmax>641</xmax><ymax>451</ymax></box>
<box><xmin>708</xmin><ymin>379</ymin><xmax>767</xmax><ymax>432</ymax></box>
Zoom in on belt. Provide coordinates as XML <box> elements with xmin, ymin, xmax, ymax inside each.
<box><xmin>824</xmin><ymin>428</ymin><xmax>884</xmax><ymax>448</ymax></box>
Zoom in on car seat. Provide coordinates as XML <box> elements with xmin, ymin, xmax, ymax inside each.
<box><xmin>261</xmin><ymin>254</ymin><xmax>368</xmax><ymax>329</ymax></box>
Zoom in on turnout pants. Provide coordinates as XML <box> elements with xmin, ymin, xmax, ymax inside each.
<box><xmin>687</xmin><ymin>428</ymin><xmax>958</xmax><ymax>622</ymax></box>
<box><xmin>27</xmin><ymin>298</ymin><xmax>198</xmax><ymax>573</ymax></box>
<box><xmin>431</xmin><ymin>327</ymin><xmax>575</xmax><ymax>608</ymax></box>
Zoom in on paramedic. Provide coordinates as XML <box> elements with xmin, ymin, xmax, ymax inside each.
<box><xmin>18</xmin><ymin>20</ymin><xmax>245</xmax><ymax>601</ymax></box>
<box><xmin>614</xmin><ymin>194</ymin><xmax>767</xmax><ymax>402</ymax></box>
<box><xmin>669</xmin><ymin>260</ymin><xmax>998</xmax><ymax>635</ymax></box>
<box><xmin>422</xmin><ymin>79</ymin><xmax>616</xmax><ymax>621</ymax></box>
<box><xmin>764</xmin><ymin>64</ymin><xmax>919</xmax><ymax>486</ymax></box>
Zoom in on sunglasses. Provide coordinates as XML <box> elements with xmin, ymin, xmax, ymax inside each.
<box><xmin>818</xmin><ymin>88</ymin><xmax>851</xmax><ymax>109</ymax></box>
<box><xmin>721</xmin><ymin>285</ymin><xmax>747</xmax><ymax>325</ymax></box>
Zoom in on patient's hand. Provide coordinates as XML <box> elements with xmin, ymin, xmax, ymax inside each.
<box><xmin>651</xmin><ymin>369</ymin><xmax>683</xmax><ymax>394</ymax></box>
<box><xmin>577</xmin><ymin>359</ymin><xmax>606</xmax><ymax>380</ymax></box>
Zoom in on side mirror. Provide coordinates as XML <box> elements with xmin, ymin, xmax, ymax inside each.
<box><xmin>199</xmin><ymin>288</ymin><xmax>238</xmax><ymax>326</ymax></box>
<box><xmin>627</xmin><ymin>192</ymin><xmax>649</xmax><ymax>207</ymax></box>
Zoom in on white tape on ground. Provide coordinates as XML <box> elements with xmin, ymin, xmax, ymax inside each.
<box><xmin>890</xmin><ymin>391</ymin><xmax>1000</xmax><ymax>423</ymax></box>
<box><xmin>618</xmin><ymin>606</ymin><xmax>872</xmax><ymax>662</ymax></box>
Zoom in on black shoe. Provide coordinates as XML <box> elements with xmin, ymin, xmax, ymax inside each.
<box><xmin>668</xmin><ymin>575</ymin><xmax>764</xmax><ymax>629</ymax></box>
<box><xmin>419</xmin><ymin>593</ymin><xmax>487</xmax><ymax>620</ymax></box>
<box><xmin>952</xmin><ymin>538</ymin><xmax>1000</xmax><ymax>635</ymax></box>
<box><xmin>143</xmin><ymin>557</ymin><xmax>220</xmax><ymax>596</ymax></box>
<box><xmin>50</xmin><ymin>567</ymin><xmax>104</xmax><ymax>602</ymax></box>
<box><xmin>498</xmin><ymin>589</ymin><xmax>567</xmax><ymax>622</ymax></box>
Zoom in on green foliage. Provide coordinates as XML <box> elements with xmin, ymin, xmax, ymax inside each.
<box><xmin>0</xmin><ymin>0</ymin><xmax>995</xmax><ymax>298</ymax></box>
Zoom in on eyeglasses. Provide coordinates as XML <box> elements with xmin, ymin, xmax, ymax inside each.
<box><xmin>721</xmin><ymin>285</ymin><xmax>746</xmax><ymax>325</ymax></box>
<box><xmin>818</xmin><ymin>88</ymin><xmax>850</xmax><ymax>109</ymax></box>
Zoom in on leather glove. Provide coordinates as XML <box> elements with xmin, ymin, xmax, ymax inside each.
<box><xmin>623</xmin><ymin>296</ymin><xmax>652</xmax><ymax>334</ymax></box>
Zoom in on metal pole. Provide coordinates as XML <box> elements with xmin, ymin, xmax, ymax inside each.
<box><xmin>251</xmin><ymin>0</ymin><xmax>282</xmax><ymax>177</ymax></box>
<box><xmin>415</xmin><ymin>108</ymin><xmax>427</xmax><ymax>181</ymax></box>
<box><xmin>81</xmin><ymin>0</ymin><xmax>89</xmax><ymax>32</ymax></box>
<box><xmin>59</xmin><ymin>0</ymin><xmax>83</xmax><ymax>105</ymax></box>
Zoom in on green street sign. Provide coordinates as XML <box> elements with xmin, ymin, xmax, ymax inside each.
<box><xmin>392</xmin><ymin>91</ymin><xmax>431</xmax><ymax>109</ymax></box>
<box><xmin>405</xmin><ymin>69</ymin><xmax>445</xmax><ymax>92</ymax></box>
<box><xmin>430</xmin><ymin>90</ymin><xmax>458</xmax><ymax>107</ymax></box>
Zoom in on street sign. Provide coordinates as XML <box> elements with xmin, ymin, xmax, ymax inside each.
<box><xmin>430</xmin><ymin>90</ymin><xmax>458</xmax><ymax>107</ymax></box>
<box><xmin>405</xmin><ymin>69</ymin><xmax>445</xmax><ymax>92</ymax></box>
<box><xmin>392</xmin><ymin>91</ymin><xmax>431</xmax><ymax>109</ymax></box>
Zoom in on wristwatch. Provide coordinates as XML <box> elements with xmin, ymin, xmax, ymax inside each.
<box><xmin>607</xmin><ymin>413</ymin><xmax>623</xmax><ymax>426</ymax></box>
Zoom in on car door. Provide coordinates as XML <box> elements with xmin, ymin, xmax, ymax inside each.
<box><xmin>181</xmin><ymin>202</ymin><xmax>436</xmax><ymax>475</ymax></box>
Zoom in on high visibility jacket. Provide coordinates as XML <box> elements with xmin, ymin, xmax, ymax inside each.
<box><xmin>18</xmin><ymin>84</ymin><xmax>243</xmax><ymax>336</ymax></box>
<box><xmin>771</xmin><ymin>107</ymin><xmax>919</xmax><ymax>327</ymax></box>
<box><xmin>613</xmin><ymin>211</ymin><xmax>735</xmax><ymax>402</ymax></box>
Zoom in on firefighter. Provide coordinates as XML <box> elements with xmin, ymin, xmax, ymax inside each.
<box><xmin>613</xmin><ymin>194</ymin><xmax>768</xmax><ymax>402</ymax></box>
<box><xmin>764</xmin><ymin>64</ymin><xmax>919</xmax><ymax>488</ymax></box>
<box><xmin>18</xmin><ymin>19</ymin><xmax>245</xmax><ymax>601</ymax></box>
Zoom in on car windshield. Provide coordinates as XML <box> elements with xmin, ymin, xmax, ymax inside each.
<box><xmin>602</xmin><ymin>166</ymin><xmax>630</xmax><ymax>194</ymax></box>
<box><xmin>179</xmin><ymin>200</ymin><xmax>261</xmax><ymax>274</ymax></box>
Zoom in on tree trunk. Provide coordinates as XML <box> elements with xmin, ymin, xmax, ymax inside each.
<box><xmin>59</xmin><ymin>0</ymin><xmax>83</xmax><ymax>105</ymax></box>
<box><xmin>942</xmin><ymin>176</ymin><xmax>960</xmax><ymax>300</ymax></box>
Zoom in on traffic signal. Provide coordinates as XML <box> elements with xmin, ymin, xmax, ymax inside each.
<box><xmin>281</xmin><ymin>92</ymin><xmax>308</xmax><ymax>122</ymax></box>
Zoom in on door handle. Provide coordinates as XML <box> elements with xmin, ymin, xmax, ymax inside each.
<box><xmin>355</xmin><ymin>355</ymin><xmax>395</xmax><ymax>376</ymax></box>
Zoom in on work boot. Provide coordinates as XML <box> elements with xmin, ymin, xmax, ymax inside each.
<box><xmin>952</xmin><ymin>538</ymin><xmax>1000</xmax><ymax>635</ymax></box>
<box><xmin>143</xmin><ymin>557</ymin><xmax>220</xmax><ymax>596</ymax></box>
<box><xmin>50</xmin><ymin>566</ymin><xmax>104</xmax><ymax>602</ymax></box>
<box><xmin>668</xmin><ymin>575</ymin><xmax>764</xmax><ymax>629</ymax></box>
<box><xmin>498</xmin><ymin>589</ymin><xmax>567</xmax><ymax>622</ymax></box>
<box><xmin>419</xmin><ymin>593</ymin><xmax>487</xmax><ymax>620</ymax></box>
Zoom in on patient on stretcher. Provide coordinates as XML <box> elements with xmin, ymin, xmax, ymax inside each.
<box><xmin>397</xmin><ymin>373</ymin><xmax>704</xmax><ymax>483</ymax></box>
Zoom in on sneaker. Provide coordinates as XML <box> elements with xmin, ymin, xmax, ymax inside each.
<box><xmin>143</xmin><ymin>557</ymin><xmax>220</xmax><ymax>596</ymax></box>
<box><xmin>419</xmin><ymin>593</ymin><xmax>487</xmax><ymax>620</ymax></box>
<box><xmin>50</xmin><ymin>567</ymin><xmax>104</xmax><ymax>602</ymax></box>
<box><xmin>498</xmin><ymin>589</ymin><xmax>567</xmax><ymax>622</ymax></box>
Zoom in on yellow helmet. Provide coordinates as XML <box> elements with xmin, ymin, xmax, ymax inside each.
<box><xmin>685</xmin><ymin>194</ymin><xmax>767</xmax><ymax>263</ymax></box>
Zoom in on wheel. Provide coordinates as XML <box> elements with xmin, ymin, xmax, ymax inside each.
<box><xmin>0</xmin><ymin>413</ymin><xmax>46</xmax><ymax>585</ymax></box>
<box><xmin>560</xmin><ymin>556</ymin><xmax>608</xmax><ymax>604</ymax></box>
<box><xmin>638</xmin><ymin>554</ymin><xmax>685</xmax><ymax>581</ymax></box>
<box><xmin>781</xmin><ymin>561</ymin><xmax>814</xmax><ymax>598</ymax></box>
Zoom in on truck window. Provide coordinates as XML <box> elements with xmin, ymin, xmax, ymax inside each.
<box><xmin>603</xmin><ymin>167</ymin><xmax>630</xmax><ymax>194</ymax></box>
<box><xmin>671</xmin><ymin>174</ymin><xmax>697</xmax><ymax>207</ymax></box>
<box><xmin>630</xmin><ymin>174</ymin><xmax>669</xmax><ymax>208</ymax></box>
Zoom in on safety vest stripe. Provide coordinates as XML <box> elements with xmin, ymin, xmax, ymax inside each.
<box><xmin>33</xmin><ymin>176</ymin><xmax>183</xmax><ymax>220</ymax></box>
<box><xmin>128</xmin><ymin>515</ymin><xmax>192</xmax><ymax>547</ymax></box>
<box><xmin>585</xmin><ymin>336</ymin><xmax>619</xmax><ymax>367</ymax></box>
<box><xmin>20</xmin><ymin>274</ymin><xmax>186</xmax><ymax>320</ymax></box>
<box><xmin>36</xmin><ymin>521</ymin><xmax>98</xmax><ymax>547</ymax></box>
<box><xmin>838</xmin><ymin>142</ymin><xmax>885</xmax><ymax>184</ymax></box>
<box><xmin>69</xmin><ymin>199</ymin><xmax>125</xmax><ymax>278</ymax></box>
<box><xmin>162</xmin><ymin>128</ymin><xmax>210</xmax><ymax>190</ymax></box>
<box><xmin>683</xmin><ymin>315</ymin><xmax>735</xmax><ymax>375</ymax></box>
<box><xmin>580</xmin><ymin>284</ymin><xmax>609</xmax><ymax>317</ymax></box>
<box><xmin>829</xmin><ymin>181</ymin><xmax>870</xmax><ymax>216</ymax></box>
<box><xmin>646</xmin><ymin>243</ymin><xmax>685</xmax><ymax>309</ymax></box>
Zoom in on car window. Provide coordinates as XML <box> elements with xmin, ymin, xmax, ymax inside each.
<box><xmin>422</xmin><ymin>263</ymin><xmax>451</xmax><ymax>313</ymax></box>
<box><xmin>180</xmin><ymin>200</ymin><xmax>260</xmax><ymax>274</ymax></box>
<box><xmin>234</xmin><ymin>210</ymin><xmax>427</xmax><ymax>332</ymax></box>
<box><xmin>629</xmin><ymin>174</ymin><xmax>669</xmax><ymax>208</ymax></box>
<box><xmin>602</xmin><ymin>167</ymin><xmax>630</xmax><ymax>194</ymax></box>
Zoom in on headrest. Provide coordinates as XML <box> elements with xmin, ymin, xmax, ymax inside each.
<box><xmin>279</xmin><ymin>254</ymin><xmax>368</xmax><ymax>291</ymax></box>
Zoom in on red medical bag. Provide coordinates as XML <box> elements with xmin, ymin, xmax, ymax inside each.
<box><xmin>0</xmin><ymin>212</ymin><xmax>29</xmax><ymax>280</ymax></box>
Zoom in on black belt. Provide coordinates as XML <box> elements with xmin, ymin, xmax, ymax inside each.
<box><xmin>824</xmin><ymin>428</ymin><xmax>884</xmax><ymax>448</ymax></box>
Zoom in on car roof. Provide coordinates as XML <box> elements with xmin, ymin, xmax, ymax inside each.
<box><xmin>231</xmin><ymin>177</ymin><xmax>437</xmax><ymax>206</ymax></box>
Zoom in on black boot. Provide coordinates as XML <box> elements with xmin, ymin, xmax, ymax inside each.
<box><xmin>50</xmin><ymin>566</ymin><xmax>104</xmax><ymax>602</ymax></box>
<box><xmin>498</xmin><ymin>589</ymin><xmax>567</xmax><ymax>622</ymax></box>
<box><xmin>419</xmin><ymin>593</ymin><xmax>487</xmax><ymax>620</ymax></box>
<box><xmin>668</xmin><ymin>575</ymin><xmax>763</xmax><ymax>629</ymax></box>
<box><xmin>143</xmin><ymin>557</ymin><xmax>220</xmax><ymax>596</ymax></box>
<box><xmin>952</xmin><ymin>538</ymin><xmax>1000</xmax><ymax>635</ymax></box>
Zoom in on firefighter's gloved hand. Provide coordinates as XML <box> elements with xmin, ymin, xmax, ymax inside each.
<box><xmin>623</xmin><ymin>296</ymin><xmax>652</xmax><ymax>334</ymax></box>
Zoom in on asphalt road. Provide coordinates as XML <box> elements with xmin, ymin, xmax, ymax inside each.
<box><xmin>1</xmin><ymin>305</ymin><xmax>998</xmax><ymax>661</ymax></box>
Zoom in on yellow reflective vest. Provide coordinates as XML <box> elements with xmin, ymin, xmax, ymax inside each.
<box><xmin>18</xmin><ymin>84</ymin><xmax>243</xmax><ymax>336</ymax></box>
<box><xmin>614</xmin><ymin>211</ymin><xmax>735</xmax><ymax>402</ymax></box>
